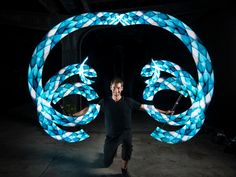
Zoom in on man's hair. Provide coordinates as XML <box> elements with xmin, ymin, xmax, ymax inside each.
<box><xmin>110</xmin><ymin>77</ymin><xmax>124</xmax><ymax>86</ymax></box>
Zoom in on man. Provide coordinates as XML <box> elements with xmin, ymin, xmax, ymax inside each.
<box><xmin>74</xmin><ymin>77</ymin><xmax>173</xmax><ymax>177</ymax></box>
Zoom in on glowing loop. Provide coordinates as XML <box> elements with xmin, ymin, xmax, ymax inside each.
<box><xmin>142</xmin><ymin>60</ymin><xmax>204</xmax><ymax>143</ymax></box>
<box><xmin>28</xmin><ymin>11</ymin><xmax>214</xmax><ymax>143</ymax></box>
<box><xmin>31</xmin><ymin>57</ymin><xmax>100</xmax><ymax>142</ymax></box>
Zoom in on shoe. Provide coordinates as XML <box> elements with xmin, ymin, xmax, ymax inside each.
<box><xmin>121</xmin><ymin>168</ymin><xmax>131</xmax><ymax>177</ymax></box>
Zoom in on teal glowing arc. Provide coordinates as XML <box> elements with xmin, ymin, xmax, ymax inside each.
<box><xmin>28</xmin><ymin>11</ymin><xmax>214</xmax><ymax>143</ymax></box>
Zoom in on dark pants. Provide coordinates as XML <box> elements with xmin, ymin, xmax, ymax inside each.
<box><xmin>103</xmin><ymin>130</ymin><xmax>133</xmax><ymax>167</ymax></box>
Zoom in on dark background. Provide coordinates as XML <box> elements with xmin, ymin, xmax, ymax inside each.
<box><xmin>0</xmin><ymin>0</ymin><xmax>235</xmax><ymax>137</ymax></box>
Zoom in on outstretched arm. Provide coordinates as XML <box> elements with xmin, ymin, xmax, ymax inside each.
<box><xmin>73</xmin><ymin>107</ymin><xmax>89</xmax><ymax>116</ymax></box>
<box><xmin>140</xmin><ymin>104</ymin><xmax>146</xmax><ymax>111</ymax></box>
<box><xmin>140</xmin><ymin>104</ymin><xmax>174</xmax><ymax>115</ymax></box>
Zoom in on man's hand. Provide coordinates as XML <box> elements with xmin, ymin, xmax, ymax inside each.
<box><xmin>72</xmin><ymin>107</ymin><xmax>89</xmax><ymax>117</ymax></box>
<box><xmin>166</xmin><ymin>110</ymin><xmax>175</xmax><ymax>115</ymax></box>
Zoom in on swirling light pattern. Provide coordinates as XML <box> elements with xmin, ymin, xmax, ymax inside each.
<box><xmin>142</xmin><ymin>59</ymin><xmax>207</xmax><ymax>144</ymax></box>
<box><xmin>29</xmin><ymin>57</ymin><xmax>100</xmax><ymax>142</ymax></box>
<box><xmin>28</xmin><ymin>11</ymin><xmax>214</xmax><ymax>143</ymax></box>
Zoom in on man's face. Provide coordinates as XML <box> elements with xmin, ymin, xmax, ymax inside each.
<box><xmin>110</xmin><ymin>83</ymin><xmax>123</xmax><ymax>97</ymax></box>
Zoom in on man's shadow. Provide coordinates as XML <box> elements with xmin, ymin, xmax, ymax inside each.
<box><xmin>90</xmin><ymin>152</ymin><xmax>105</xmax><ymax>168</ymax></box>
<box><xmin>89</xmin><ymin>153</ymin><xmax>123</xmax><ymax>177</ymax></box>
<box><xmin>88</xmin><ymin>175</ymin><xmax>123</xmax><ymax>177</ymax></box>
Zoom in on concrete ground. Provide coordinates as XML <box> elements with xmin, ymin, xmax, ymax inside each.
<box><xmin>1</xmin><ymin>104</ymin><xmax>236</xmax><ymax>177</ymax></box>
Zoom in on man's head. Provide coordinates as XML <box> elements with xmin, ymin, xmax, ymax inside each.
<box><xmin>110</xmin><ymin>77</ymin><xmax>124</xmax><ymax>97</ymax></box>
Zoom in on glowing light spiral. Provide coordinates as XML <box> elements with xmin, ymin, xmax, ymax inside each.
<box><xmin>142</xmin><ymin>60</ymin><xmax>206</xmax><ymax>144</ymax></box>
<box><xmin>29</xmin><ymin>56</ymin><xmax>100</xmax><ymax>142</ymax></box>
<box><xmin>28</xmin><ymin>11</ymin><xmax>214</xmax><ymax>143</ymax></box>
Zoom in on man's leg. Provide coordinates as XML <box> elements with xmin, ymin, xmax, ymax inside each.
<box><xmin>103</xmin><ymin>135</ymin><xmax>120</xmax><ymax>167</ymax></box>
<box><xmin>122</xmin><ymin>159</ymin><xmax>129</xmax><ymax>169</ymax></box>
<box><xmin>121</xmin><ymin>131</ymin><xmax>133</xmax><ymax>177</ymax></box>
<box><xmin>121</xmin><ymin>142</ymin><xmax>133</xmax><ymax>169</ymax></box>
